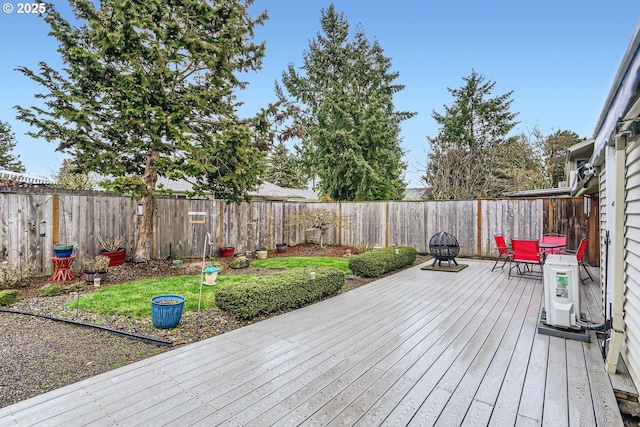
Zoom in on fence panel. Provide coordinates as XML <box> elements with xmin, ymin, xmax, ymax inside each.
<box><xmin>546</xmin><ymin>197</ymin><xmax>600</xmax><ymax>266</ymax></box>
<box><xmin>480</xmin><ymin>199</ymin><xmax>545</xmax><ymax>258</ymax></box>
<box><xmin>340</xmin><ymin>202</ymin><xmax>387</xmax><ymax>249</ymax></box>
<box><xmin>388</xmin><ymin>201</ymin><xmax>427</xmax><ymax>250</ymax></box>
<box><xmin>0</xmin><ymin>190</ymin><xmax>600</xmax><ymax>275</ymax></box>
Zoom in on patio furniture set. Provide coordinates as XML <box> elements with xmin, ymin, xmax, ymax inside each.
<box><xmin>492</xmin><ymin>233</ymin><xmax>592</xmax><ymax>282</ymax></box>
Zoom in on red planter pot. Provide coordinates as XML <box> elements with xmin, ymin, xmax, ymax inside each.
<box><xmin>220</xmin><ymin>247</ymin><xmax>235</xmax><ymax>258</ymax></box>
<box><xmin>100</xmin><ymin>248</ymin><xmax>126</xmax><ymax>267</ymax></box>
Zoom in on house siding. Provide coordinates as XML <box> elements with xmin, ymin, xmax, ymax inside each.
<box><xmin>624</xmin><ymin>137</ymin><xmax>640</xmax><ymax>388</ymax></box>
<box><xmin>599</xmin><ymin>162</ymin><xmax>608</xmax><ymax>315</ymax></box>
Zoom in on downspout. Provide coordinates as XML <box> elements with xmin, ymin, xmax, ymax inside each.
<box><xmin>605</xmin><ymin>135</ymin><xmax>627</xmax><ymax>373</ymax></box>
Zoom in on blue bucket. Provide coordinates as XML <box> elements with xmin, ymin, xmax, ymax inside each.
<box><xmin>151</xmin><ymin>295</ymin><xmax>185</xmax><ymax>329</ymax></box>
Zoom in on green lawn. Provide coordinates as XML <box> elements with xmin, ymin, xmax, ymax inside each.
<box><xmin>67</xmin><ymin>274</ymin><xmax>256</xmax><ymax>316</ymax></box>
<box><xmin>251</xmin><ymin>256</ymin><xmax>351</xmax><ymax>273</ymax></box>
<box><xmin>67</xmin><ymin>256</ymin><xmax>349</xmax><ymax>316</ymax></box>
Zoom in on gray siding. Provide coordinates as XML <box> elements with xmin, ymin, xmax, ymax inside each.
<box><xmin>624</xmin><ymin>138</ymin><xmax>640</xmax><ymax>391</ymax></box>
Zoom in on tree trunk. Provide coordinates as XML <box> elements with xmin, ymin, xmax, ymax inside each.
<box><xmin>134</xmin><ymin>150</ymin><xmax>159</xmax><ymax>262</ymax></box>
<box><xmin>134</xmin><ymin>193</ymin><xmax>155</xmax><ymax>262</ymax></box>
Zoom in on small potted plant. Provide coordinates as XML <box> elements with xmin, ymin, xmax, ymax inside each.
<box><xmin>53</xmin><ymin>243</ymin><xmax>74</xmax><ymax>258</ymax></box>
<box><xmin>81</xmin><ymin>255</ymin><xmax>110</xmax><ymax>285</ymax></box>
<box><xmin>98</xmin><ymin>234</ymin><xmax>126</xmax><ymax>266</ymax></box>
<box><xmin>276</xmin><ymin>243</ymin><xmax>287</xmax><ymax>253</ymax></box>
<box><xmin>219</xmin><ymin>246</ymin><xmax>235</xmax><ymax>258</ymax></box>
<box><xmin>256</xmin><ymin>245</ymin><xmax>269</xmax><ymax>260</ymax></box>
<box><xmin>151</xmin><ymin>294</ymin><xmax>185</xmax><ymax>329</ymax></box>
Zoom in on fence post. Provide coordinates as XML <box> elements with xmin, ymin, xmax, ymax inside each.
<box><xmin>152</xmin><ymin>198</ymin><xmax>157</xmax><ymax>258</ymax></box>
<box><xmin>548</xmin><ymin>198</ymin><xmax>554</xmax><ymax>234</ymax></box>
<box><xmin>269</xmin><ymin>202</ymin><xmax>273</xmax><ymax>249</ymax></box>
<box><xmin>385</xmin><ymin>201</ymin><xmax>390</xmax><ymax>248</ymax></box>
<box><xmin>338</xmin><ymin>202</ymin><xmax>342</xmax><ymax>246</ymax></box>
<box><xmin>52</xmin><ymin>194</ymin><xmax>59</xmax><ymax>245</ymax></box>
<box><xmin>477</xmin><ymin>199</ymin><xmax>482</xmax><ymax>257</ymax></box>
<box><xmin>218</xmin><ymin>200</ymin><xmax>224</xmax><ymax>248</ymax></box>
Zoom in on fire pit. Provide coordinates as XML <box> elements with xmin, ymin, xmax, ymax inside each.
<box><xmin>429</xmin><ymin>231</ymin><xmax>460</xmax><ymax>268</ymax></box>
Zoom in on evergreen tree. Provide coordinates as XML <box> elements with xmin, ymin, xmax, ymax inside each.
<box><xmin>264</xmin><ymin>142</ymin><xmax>306</xmax><ymax>189</ymax></box>
<box><xmin>16</xmin><ymin>0</ymin><xmax>269</xmax><ymax>261</ymax></box>
<box><xmin>53</xmin><ymin>159</ymin><xmax>95</xmax><ymax>190</ymax></box>
<box><xmin>538</xmin><ymin>129</ymin><xmax>583</xmax><ymax>187</ymax></box>
<box><xmin>277</xmin><ymin>5</ymin><xmax>415</xmax><ymax>201</ymax></box>
<box><xmin>0</xmin><ymin>121</ymin><xmax>26</xmax><ymax>173</ymax></box>
<box><xmin>493</xmin><ymin>132</ymin><xmax>545</xmax><ymax>193</ymax></box>
<box><xmin>424</xmin><ymin>70</ymin><xmax>528</xmax><ymax>199</ymax></box>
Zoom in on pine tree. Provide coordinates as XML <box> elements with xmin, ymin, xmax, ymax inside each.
<box><xmin>16</xmin><ymin>0</ymin><xmax>269</xmax><ymax>261</ymax></box>
<box><xmin>424</xmin><ymin>70</ymin><xmax>530</xmax><ymax>199</ymax></box>
<box><xmin>53</xmin><ymin>159</ymin><xmax>95</xmax><ymax>190</ymax></box>
<box><xmin>538</xmin><ymin>130</ymin><xmax>583</xmax><ymax>187</ymax></box>
<box><xmin>0</xmin><ymin>121</ymin><xmax>26</xmax><ymax>173</ymax></box>
<box><xmin>277</xmin><ymin>5</ymin><xmax>415</xmax><ymax>201</ymax></box>
<box><xmin>264</xmin><ymin>142</ymin><xmax>306</xmax><ymax>189</ymax></box>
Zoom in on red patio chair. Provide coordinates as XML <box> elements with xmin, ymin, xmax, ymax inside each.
<box><xmin>541</xmin><ymin>233</ymin><xmax>567</xmax><ymax>254</ymax></box>
<box><xmin>492</xmin><ymin>234</ymin><xmax>512</xmax><ymax>271</ymax></box>
<box><xmin>509</xmin><ymin>238</ymin><xmax>545</xmax><ymax>278</ymax></box>
<box><xmin>566</xmin><ymin>238</ymin><xmax>593</xmax><ymax>284</ymax></box>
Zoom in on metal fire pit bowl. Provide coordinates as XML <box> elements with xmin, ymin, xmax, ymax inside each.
<box><xmin>429</xmin><ymin>231</ymin><xmax>460</xmax><ymax>268</ymax></box>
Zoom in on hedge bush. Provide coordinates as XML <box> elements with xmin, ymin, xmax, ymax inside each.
<box><xmin>348</xmin><ymin>246</ymin><xmax>417</xmax><ymax>278</ymax></box>
<box><xmin>0</xmin><ymin>289</ymin><xmax>22</xmax><ymax>306</ymax></box>
<box><xmin>215</xmin><ymin>267</ymin><xmax>345</xmax><ymax>320</ymax></box>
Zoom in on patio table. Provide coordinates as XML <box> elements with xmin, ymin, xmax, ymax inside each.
<box><xmin>539</xmin><ymin>242</ymin><xmax>566</xmax><ymax>255</ymax></box>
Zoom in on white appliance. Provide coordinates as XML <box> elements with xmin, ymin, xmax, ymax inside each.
<box><xmin>543</xmin><ymin>254</ymin><xmax>580</xmax><ymax>328</ymax></box>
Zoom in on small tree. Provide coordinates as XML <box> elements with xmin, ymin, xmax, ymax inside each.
<box><xmin>264</xmin><ymin>142</ymin><xmax>306</xmax><ymax>189</ymax></box>
<box><xmin>0</xmin><ymin>121</ymin><xmax>26</xmax><ymax>173</ymax></box>
<box><xmin>285</xmin><ymin>208</ymin><xmax>349</xmax><ymax>248</ymax></box>
<box><xmin>53</xmin><ymin>159</ymin><xmax>95</xmax><ymax>190</ymax></box>
<box><xmin>536</xmin><ymin>129</ymin><xmax>584</xmax><ymax>187</ymax></box>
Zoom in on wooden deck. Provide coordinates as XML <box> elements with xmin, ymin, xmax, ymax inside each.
<box><xmin>0</xmin><ymin>259</ymin><xmax>624</xmax><ymax>426</ymax></box>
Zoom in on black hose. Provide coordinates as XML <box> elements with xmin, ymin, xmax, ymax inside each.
<box><xmin>0</xmin><ymin>308</ymin><xmax>173</xmax><ymax>347</ymax></box>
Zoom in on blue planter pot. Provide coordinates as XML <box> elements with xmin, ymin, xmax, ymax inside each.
<box><xmin>53</xmin><ymin>244</ymin><xmax>73</xmax><ymax>258</ymax></box>
<box><xmin>151</xmin><ymin>295</ymin><xmax>185</xmax><ymax>329</ymax></box>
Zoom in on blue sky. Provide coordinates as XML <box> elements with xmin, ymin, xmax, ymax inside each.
<box><xmin>0</xmin><ymin>1</ymin><xmax>638</xmax><ymax>187</ymax></box>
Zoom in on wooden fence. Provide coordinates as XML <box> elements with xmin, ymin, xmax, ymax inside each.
<box><xmin>0</xmin><ymin>188</ymin><xmax>599</xmax><ymax>275</ymax></box>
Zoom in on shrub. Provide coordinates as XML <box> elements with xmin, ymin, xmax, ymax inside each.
<box><xmin>215</xmin><ymin>267</ymin><xmax>345</xmax><ymax>320</ymax></box>
<box><xmin>0</xmin><ymin>289</ymin><xmax>22</xmax><ymax>305</ymax></box>
<box><xmin>37</xmin><ymin>283</ymin><xmax>65</xmax><ymax>297</ymax></box>
<box><xmin>65</xmin><ymin>282</ymin><xmax>85</xmax><ymax>293</ymax></box>
<box><xmin>285</xmin><ymin>208</ymin><xmax>350</xmax><ymax>248</ymax></box>
<box><xmin>81</xmin><ymin>255</ymin><xmax>110</xmax><ymax>272</ymax></box>
<box><xmin>98</xmin><ymin>234</ymin><xmax>125</xmax><ymax>252</ymax></box>
<box><xmin>0</xmin><ymin>261</ymin><xmax>32</xmax><ymax>290</ymax></box>
<box><xmin>348</xmin><ymin>246</ymin><xmax>417</xmax><ymax>278</ymax></box>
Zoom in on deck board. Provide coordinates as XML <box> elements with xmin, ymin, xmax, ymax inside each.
<box><xmin>566</xmin><ymin>339</ymin><xmax>597</xmax><ymax>427</ymax></box>
<box><xmin>0</xmin><ymin>259</ymin><xmax>625</xmax><ymax>426</ymax></box>
<box><xmin>543</xmin><ymin>337</ymin><xmax>569</xmax><ymax>427</ymax></box>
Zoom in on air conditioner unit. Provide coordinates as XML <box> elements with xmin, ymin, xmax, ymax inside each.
<box><xmin>543</xmin><ymin>254</ymin><xmax>580</xmax><ymax>328</ymax></box>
